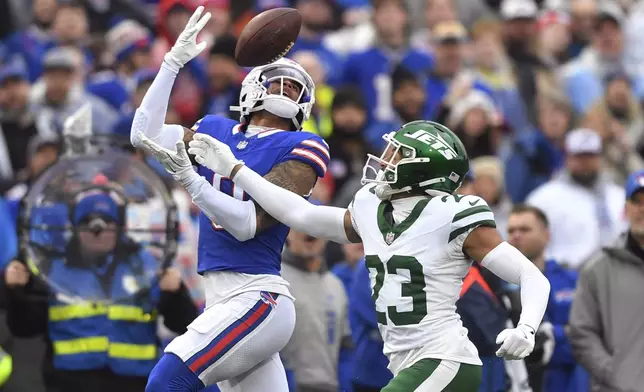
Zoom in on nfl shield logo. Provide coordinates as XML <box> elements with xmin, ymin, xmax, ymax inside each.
<box><xmin>237</xmin><ymin>140</ymin><xmax>248</xmax><ymax>150</ymax></box>
<box><xmin>385</xmin><ymin>232</ymin><xmax>395</xmax><ymax>245</ymax></box>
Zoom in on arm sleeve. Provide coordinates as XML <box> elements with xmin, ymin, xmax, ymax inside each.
<box><xmin>567</xmin><ymin>263</ymin><xmax>614</xmax><ymax>385</ymax></box>
<box><xmin>233</xmin><ymin>166</ymin><xmax>351</xmax><ymax>243</ymax></box>
<box><xmin>480</xmin><ymin>241</ymin><xmax>551</xmax><ymax>331</ymax></box>
<box><xmin>130</xmin><ymin>62</ymin><xmax>184</xmax><ymax>150</ymax></box>
<box><xmin>180</xmin><ymin>173</ymin><xmax>258</xmax><ymax>242</ymax></box>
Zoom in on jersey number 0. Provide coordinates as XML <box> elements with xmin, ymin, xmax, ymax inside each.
<box><xmin>366</xmin><ymin>255</ymin><xmax>428</xmax><ymax>326</ymax></box>
<box><xmin>211</xmin><ymin>173</ymin><xmax>247</xmax><ymax>230</ymax></box>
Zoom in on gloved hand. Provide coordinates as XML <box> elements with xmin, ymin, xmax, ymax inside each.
<box><xmin>137</xmin><ymin>133</ymin><xmax>195</xmax><ymax>184</ymax></box>
<box><xmin>188</xmin><ymin>133</ymin><xmax>243</xmax><ymax>178</ymax></box>
<box><xmin>164</xmin><ymin>6</ymin><xmax>211</xmax><ymax>72</ymax></box>
<box><xmin>495</xmin><ymin>324</ymin><xmax>535</xmax><ymax>360</ymax></box>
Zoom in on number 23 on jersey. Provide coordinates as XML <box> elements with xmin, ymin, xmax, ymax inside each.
<box><xmin>366</xmin><ymin>255</ymin><xmax>428</xmax><ymax>326</ymax></box>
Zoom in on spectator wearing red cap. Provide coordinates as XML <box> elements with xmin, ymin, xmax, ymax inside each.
<box><xmin>536</xmin><ymin>9</ymin><xmax>571</xmax><ymax>66</ymax></box>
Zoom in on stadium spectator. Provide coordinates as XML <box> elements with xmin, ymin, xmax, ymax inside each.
<box><xmin>349</xmin><ymin>259</ymin><xmax>392</xmax><ymax>392</ymax></box>
<box><xmin>202</xmin><ymin>0</ymin><xmax>232</xmax><ymax>51</ymax></box>
<box><xmin>365</xmin><ymin>65</ymin><xmax>427</xmax><ymax>151</ymax></box>
<box><xmin>331</xmin><ymin>242</ymin><xmax>364</xmax><ymax>392</ymax></box>
<box><xmin>280</xmin><ymin>226</ymin><xmax>351</xmax><ymax>392</ymax></box>
<box><xmin>341</xmin><ymin>0</ymin><xmax>432</xmax><ymax>125</ymax></box>
<box><xmin>536</xmin><ymin>9</ymin><xmax>571</xmax><ymax>67</ymax></box>
<box><xmin>3</xmin><ymin>135</ymin><xmax>60</xmax><ymax>205</ymax></box>
<box><xmin>505</xmin><ymin>90</ymin><xmax>571</xmax><ymax>203</ymax></box>
<box><xmin>31</xmin><ymin>48</ymin><xmax>118</xmax><ymax>135</ymax></box>
<box><xmin>425</xmin><ymin>21</ymin><xmax>476</xmax><ymax>119</ymax></box>
<box><xmin>445</xmin><ymin>90</ymin><xmax>501</xmax><ymax>159</ymax></box>
<box><xmin>2</xmin><ymin>0</ymin><xmax>58</xmax><ymax>82</ymax></box>
<box><xmin>561</xmin><ymin>2</ymin><xmax>644</xmax><ymax>115</ymax></box>
<box><xmin>331</xmin><ymin>242</ymin><xmax>365</xmax><ymax>297</ymax></box>
<box><xmin>410</xmin><ymin>0</ymin><xmax>459</xmax><ymax>53</ymax></box>
<box><xmin>507</xmin><ymin>204</ymin><xmax>589</xmax><ymax>392</ymax></box>
<box><xmin>569</xmin><ymin>169</ymin><xmax>644</xmax><ymax>392</ymax></box>
<box><xmin>501</xmin><ymin>0</ymin><xmax>560</xmax><ymax>125</ymax></box>
<box><xmin>293</xmin><ymin>51</ymin><xmax>335</xmax><ymax>138</ymax></box>
<box><xmin>472</xmin><ymin>156</ymin><xmax>512</xmax><ymax>237</ymax></box>
<box><xmin>501</xmin><ymin>0</ymin><xmax>539</xmax><ymax>67</ymax></box>
<box><xmin>3</xmin><ymin>186</ymin><xmax>197</xmax><ymax>392</ymax></box>
<box><xmin>567</xmin><ymin>0</ymin><xmax>597</xmax><ymax>59</ymax></box>
<box><xmin>584</xmin><ymin>71</ymin><xmax>644</xmax><ymax>185</ymax></box>
<box><xmin>86</xmin><ymin>20</ymin><xmax>152</xmax><ymax>114</ymax></box>
<box><xmin>52</xmin><ymin>1</ymin><xmax>89</xmax><ymax>48</ymax></box>
<box><xmin>527</xmin><ymin>128</ymin><xmax>626</xmax><ymax>269</ymax></box>
<box><xmin>470</xmin><ymin>18</ymin><xmax>529</xmax><ymax>135</ymax></box>
<box><xmin>0</xmin><ymin>64</ymin><xmax>54</xmax><ymax>187</ymax></box>
<box><xmin>290</xmin><ymin>0</ymin><xmax>342</xmax><ymax>85</ymax></box>
<box><xmin>325</xmin><ymin>87</ymin><xmax>369</xmax><ymax>196</ymax></box>
<box><xmin>203</xmin><ymin>34</ymin><xmax>242</xmax><ymax>119</ymax></box>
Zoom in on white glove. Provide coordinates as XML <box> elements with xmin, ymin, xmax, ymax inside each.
<box><xmin>164</xmin><ymin>6</ymin><xmax>211</xmax><ymax>72</ymax></box>
<box><xmin>188</xmin><ymin>133</ymin><xmax>243</xmax><ymax>178</ymax></box>
<box><xmin>137</xmin><ymin>133</ymin><xmax>195</xmax><ymax>182</ymax></box>
<box><xmin>495</xmin><ymin>324</ymin><xmax>536</xmax><ymax>360</ymax></box>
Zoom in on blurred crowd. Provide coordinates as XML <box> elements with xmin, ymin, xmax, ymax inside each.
<box><xmin>0</xmin><ymin>0</ymin><xmax>643</xmax><ymax>391</ymax></box>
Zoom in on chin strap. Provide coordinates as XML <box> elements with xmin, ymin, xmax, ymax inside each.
<box><xmin>373</xmin><ymin>177</ymin><xmax>451</xmax><ymax>200</ymax></box>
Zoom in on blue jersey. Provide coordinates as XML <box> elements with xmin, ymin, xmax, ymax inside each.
<box><xmin>194</xmin><ymin>115</ymin><xmax>330</xmax><ymax>276</ymax></box>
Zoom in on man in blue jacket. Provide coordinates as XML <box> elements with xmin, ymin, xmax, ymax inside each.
<box><xmin>348</xmin><ymin>260</ymin><xmax>392</xmax><ymax>391</ymax></box>
<box><xmin>507</xmin><ymin>204</ymin><xmax>589</xmax><ymax>392</ymax></box>
<box><xmin>3</xmin><ymin>185</ymin><xmax>197</xmax><ymax>392</ymax></box>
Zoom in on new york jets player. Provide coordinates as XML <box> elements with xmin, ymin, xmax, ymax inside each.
<box><xmin>188</xmin><ymin>120</ymin><xmax>551</xmax><ymax>391</ymax></box>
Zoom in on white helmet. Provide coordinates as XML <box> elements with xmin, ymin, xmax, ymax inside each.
<box><xmin>230</xmin><ymin>58</ymin><xmax>315</xmax><ymax>130</ymax></box>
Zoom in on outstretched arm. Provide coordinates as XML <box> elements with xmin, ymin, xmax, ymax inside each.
<box><xmin>130</xmin><ymin>7</ymin><xmax>210</xmax><ymax>150</ymax></box>
<box><xmin>464</xmin><ymin>227</ymin><xmax>550</xmax><ymax>359</ymax></box>
<box><xmin>232</xmin><ymin>164</ymin><xmax>361</xmax><ymax>244</ymax></box>
<box><xmin>465</xmin><ymin>227</ymin><xmax>550</xmax><ymax>332</ymax></box>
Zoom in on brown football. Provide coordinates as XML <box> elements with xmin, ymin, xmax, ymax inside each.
<box><xmin>235</xmin><ymin>8</ymin><xmax>301</xmax><ymax>67</ymax></box>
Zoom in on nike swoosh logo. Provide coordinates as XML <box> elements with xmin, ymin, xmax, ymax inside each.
<box><xmin>468</xmin><ymin>199</ymin><xmax>480</xmax><ymax>206</ymax></box>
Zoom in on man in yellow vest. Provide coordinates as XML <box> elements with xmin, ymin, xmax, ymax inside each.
<box><xmin>3</xmin><ymin>186</ymin><xmax>198</xmax><ymax>392</ymax></box>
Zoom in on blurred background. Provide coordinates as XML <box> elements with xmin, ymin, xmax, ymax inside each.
<box><xmin>0</xmin><ymin>0</ymin><xmax>643</xmax><ymax>391</ymax></box>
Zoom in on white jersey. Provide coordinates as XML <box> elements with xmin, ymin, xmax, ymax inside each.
<box><xmin>348</xmin><ymin>185</ymin><xmax>497</xmax><ymax>372</ymax></box>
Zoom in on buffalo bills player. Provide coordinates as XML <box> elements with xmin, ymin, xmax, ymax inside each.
<box><xmin>131</xmin><ymin>7</ymin><xmax>330</xmax><ymax>392</ymax></box>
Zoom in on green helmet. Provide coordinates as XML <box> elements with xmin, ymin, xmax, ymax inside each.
<box><xmin>361</xmin><ymin>120</ymin><xmax>469</xmax><ymax>197</ymax></box>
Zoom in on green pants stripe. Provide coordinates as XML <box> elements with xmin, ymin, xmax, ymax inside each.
<box><xmin>382</xmin><ymin>358</ymin><xmax>481</xmax><ymax>392</ymax></box>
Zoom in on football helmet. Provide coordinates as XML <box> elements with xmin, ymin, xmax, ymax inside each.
<box><xmin>231</xmin><ymin>58</ymin><xmax>315</xmax><ymax>130</ymax></box>
<box><xmin>362</xmin><ymin>120</ymin><xmax>469</xmax><ymax>199</ymax></box>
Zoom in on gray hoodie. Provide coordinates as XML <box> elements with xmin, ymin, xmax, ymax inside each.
<box><xmin>568</xmin><ymin>232</ymin><xmax>644</xmax><ymax>392</ymax></box>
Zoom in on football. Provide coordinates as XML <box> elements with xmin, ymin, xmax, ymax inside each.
<box><xmin>235</xmin><ymin>8</ymin><xmax>301</xmax><ymax>67</ymax></box>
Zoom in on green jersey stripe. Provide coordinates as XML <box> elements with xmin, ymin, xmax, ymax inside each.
<box><xmin>451</xmin><ymin>211</ymin><xmax>495</xmax><ymax>230</ymax></box>
<box><xmin>452</xmin><ymin>206</ymin><xmax>492</xmax><ymax>223</ymax></box>
<box><xmin>448</xmin><ymin>220</ymin><xmax>496</xmax><ymax>242</ymax></box>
